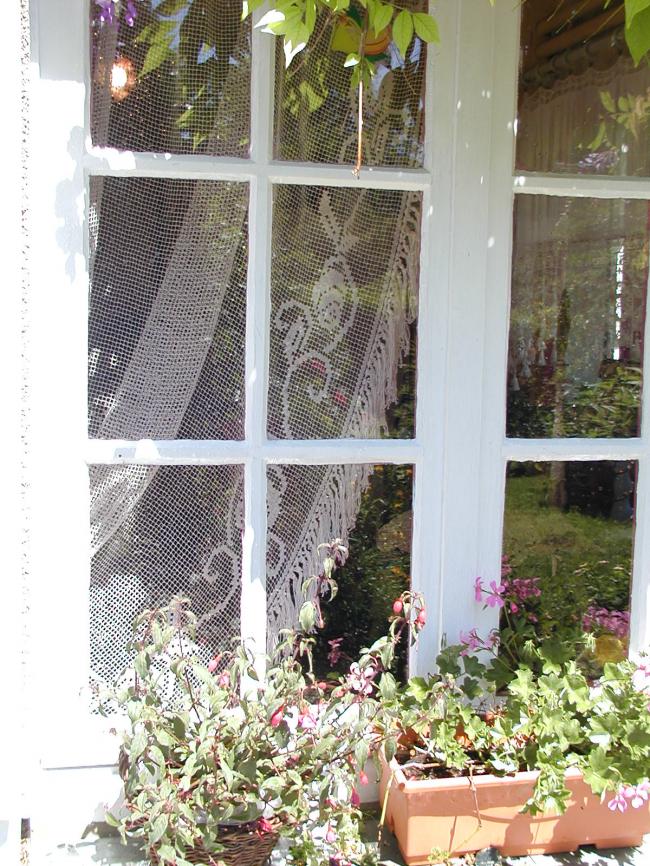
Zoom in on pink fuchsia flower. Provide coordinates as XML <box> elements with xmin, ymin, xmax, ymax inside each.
<box><xmin>207</xmin><ymin>657</ymin><xmax>220</xmax><ymax>674</ymax></box>
<box><xmin>416</xmin><ymin>608</ymin><xmax>427</xmax><ymax>627</ymax></box>
<box><xmin>256</xmin><ymin>817</ymin><xmax>275</xmax><ymax>836</ymax></box>
<box><xmin>270</xmin><ymin>705</ymin><xmax>285</xmax><ymax>727</ymax></box>
<box><xmin>359</xmin><ymin>770</ymin><xmax>369</xmax><ymax>785</ymax></box>
<box><xmin>607</xmin><ymin>791</ymin><xmax>628</xmax><ymax>813</ymax></box>
<box><xmin>623</xmin><ymin>781</ymin><xmax>650</xmax><ymax>809</ymax></box>
<box><xmin>325</xmin><ymin>825</ymin><xmax>337</xmax><ymax>844</ymax></box>
<box><xmin>350</xmin><ymin>788</ymin><xmax>361</xmax><ymax>807</ymax></box>
<box><xmin>327</xmin><ymin>637</ymin><xmax>344</xmax><ymax>666</ymax></box>
<box><xmin>298</xmin><ymin>707</ymin><xmax>317</xmax><ymax>730</ymax></box>
<box><xmin>347</xmin><ymin>662</ymin><xmax>376</xmax><ymax>696</ymax></box>
<box><xmin>474</xmin><ymin>577</ymin><xmax>484</xmax><ymax>602</ymax></box>
<box><xmin>392</xmin><ymin>599</ymin><xmax>403</xmax><ymax>615</ymax></box>
<box><xmin>632</xmin><ymin>663</ymin><xmax>650</xmax><ymax>694</ymax></box>
<box><xmin>217</xmin><ymin>671</ymin><xmax>230</xmax><ymax>688</ymax></box>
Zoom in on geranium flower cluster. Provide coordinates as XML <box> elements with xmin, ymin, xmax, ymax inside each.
<box><xmin>474</xmin><ymin>575</ymin><xmax>540</xmax><ymax>620</ymax></box>
<box><xmin>582</xmin><ymin>605</ymin><xmax>630</xmax><ymax>640</ymax></box>
<box><xmin>459</xmin><ymin>628</ymin><xmax>499</xmax><ymax>656</ymax></box>
<box><xmin>607</xmin><ymin>780</ymin><xmax>650</xmax><ymax>813</ymax></box>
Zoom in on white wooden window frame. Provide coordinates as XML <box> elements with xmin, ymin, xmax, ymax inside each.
<box><xmin>25</xmin><ymin>0</ymin><xmax>650</xmax><ymax>781</ymax></box>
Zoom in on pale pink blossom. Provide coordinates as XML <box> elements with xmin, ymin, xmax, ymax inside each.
<box><xmin>608</xmin><ymin>791</ymin><xmax>628</xmax><ymax>813</ymax></box>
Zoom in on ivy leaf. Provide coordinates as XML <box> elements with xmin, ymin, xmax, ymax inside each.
<box><xmin>412</xmin><ymin>12</ymin><xmax>440</xmax><ymax>44</ymax></box>
<box><xmin>392</xmin><ymin>10</ymin><xmax>414</xmax><ymax>59</ymax></box>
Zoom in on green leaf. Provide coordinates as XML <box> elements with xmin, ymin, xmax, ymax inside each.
<box><xmin>344</xmin><ymin>52</ymin><xmax>361</xmax><ymax>67</ymax></box>
<box><xmin>150</xmin><ymin>814</ymin><xmax>169</xmax><ymax>845</ymax></box>
<box><xmin>412</xmin><ymin>12</ymin><xmax>440</xmax><ymax>44</ymax></box>
<box><xmin>299</xmin><ymin>601</ymin><xmax>316</xmax><ymax>632</ymax></box>
<box><xmin>140</xmin><ymin>41</ymin><xmax>171</xmax><ymax>78</ymax></box>
<box><xmin>130</xmin><ymin>729</ymin><xmax>148</xmax><ymax>760</ymax></box>
<box><xmin>600</xmin><ymin>90</ymin><xmax>616</xmax><ymax>114</ymax></box>
<box><xmin>156</xmin><ymin>844</ymin><xmax>177</xmax><ymax>863</ymax></box>
<box><xmin>373</xmin><ymin>3</ymin><xmax>393</xmax><ymax>35</ymax></box>
<box><xmin>105</xmin><ymin>811</ymin><xmax>120</xmax><ymax>828</ymax></box>
<box><xmin>625</xmin><ymin>4</ymin><xmax>650</xmax><ymax>63</ymax></box>
<box><xmin>134</xmin><ymin>652</ymin><xmax>148</xmax><ymax>678</ymax></box>
<box><xmin>355</xmin><ymin>740</ymin><xmax>369</xmax><ymax>770</ymax></box>
<box><xmin>242</xmin><ymin>0</ymin><xmax>265</xmax><ymax>19</ymax></box>
<box><xmin>392</xmin><ymin>10</ymin><xmax>414</xmax><ymax>59</ymax></box>
<box><xmin>407</xmin><ymin>676</ymin><xmax>429</xmax><ymax>702</ymax></box>
<box><xmin>383</xmin><ymin>737</ymin><xmax>397</xmax><ymax>762</ymax></box>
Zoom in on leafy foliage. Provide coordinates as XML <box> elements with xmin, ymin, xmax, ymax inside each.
<box><xmin>101</xmin><ymin>541</ymin><xmax>426</xmax><ymax>866</ymax></box>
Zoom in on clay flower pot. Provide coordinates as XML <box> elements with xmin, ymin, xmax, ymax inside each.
<box><xmin>380</xmin><ymin>758</ymin><xmax>650</xmax><ymax>863</ymax></box>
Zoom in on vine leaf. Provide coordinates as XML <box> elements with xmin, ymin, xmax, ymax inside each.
<box><xmin>392</xmin><ymin>9</ymin><xmax>414</xmax><ymax>59</ymax></box>
<box><xmin>412</xmin><ymin>12</ymin><xmax>440</xmax><ymax>44</ymax></box>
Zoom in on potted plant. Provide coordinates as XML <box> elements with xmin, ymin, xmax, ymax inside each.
<box><xmin>101</xmin><ymin>541</ymin><xmax>424</xmax><ymax>866</ymax></box>
<box><xmin>376</xmin><ymin>578</ymin><xmax>650</xmax><ymax>864</ymax></box>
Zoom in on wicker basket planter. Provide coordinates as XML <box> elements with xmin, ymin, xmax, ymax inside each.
<box><xmin>147</xmin><ymin>821</ymin><xmax>279</xmax><ymax>866</ymax></box>
<box><xmin>379</xmin><ymin>756</ymin><xmax>650</xmax><ymax>864</ymax></box>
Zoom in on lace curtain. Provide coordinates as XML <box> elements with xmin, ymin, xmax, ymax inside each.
<box><xmin>88</xmin><ymin>1</ymin><xmax>424</xmax><ymax>688</ymax></box>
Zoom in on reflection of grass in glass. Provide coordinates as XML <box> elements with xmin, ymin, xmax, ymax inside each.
<box><xmin>503</xmin><ymin>471</ymin><xmax>633</xmax><ymax>646</ymax></box>
<box><xmin>313</xmin><ymin>464</ymin><xmax>413</xmax><ymax>680</ymax></box>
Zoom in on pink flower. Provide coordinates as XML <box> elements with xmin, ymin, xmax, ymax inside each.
<box><xmin>256</xmin><ymin>817</ymin><xmax>274</xmax><ymax>835</ymax></box>
<box><xmin>217</xmin><ymin>672</ymin><xmax>230</xmax><ymax>688</ymax></box>
<box><xmin>270</xmin><ymin>706</ymin><xmax>285</xmax><ymax>728</ymax></box>
<box><xmin>207</xmin><ymin>657</ymin><xmax>220</xmax><ymax>674</ymax></box>
<box><xmin>392</xmin><ymin>599</ymin><xmax>403</xmax><ymax>615</ymax></box>
<box><xmin>325</xmin><ymin>825</ymin><xmax>337</xmax><ymax>844</ymax></box>
<box><xmin>333</xmin><ymin>390</ymin><xmax>348</xmax><ymax>408</ymax></box>
<box><xmin>310</xmin><ymin>358</ymin><xmax>326</xmax><ymax>375</ymax></box>
<box><xmin>416</xmin><ymin>608</ymin><xmax>426</xmax><ymax>627</ymax></box>
<box><xmin>623</xmin><ymin>781</ymin><xmax>650</xmax><ymax>809</ymax></box>
<box><xmin>632</xmin><ymin>663</ymin><xmax>650</xmax><ymax>694</ymax></box>
<box><xmin>347</xmin><ymin>663</ymin><xmax>376</xmax><ymax>696</ymax></box>
<box><xmin>359</xmin><ymin>771</ymin><xmax>369</xmax><ymax>785</ymax></box>
<box><xmin>298</xmin><ymin>707</ymin><xmax>317</xmax><ymax>730</ymax></box>
<box><xmin>460</xmin><ymin>629</ymin><xmax>481</xmax><ymax>655</ymax></box>
<box><xmin>510</xmin><ymin>602</ymin><xmax>519</xmax><ymax>614</ymax></box>
<box><xmin>608</xmin><ymin>791</ymin><xmax>629</xmax><ymax>812</ymax></box>
<box><xmin>485</xmin><ymin>580</ymin><xmax>506</xmax><ymax>609</ymax></box>
<box><xmin>350</xmin><ymin>788</ymin><xmax>361</xmax><ymax>807</ymax></box>
<box><xmin>474</xmin><ymin>577</ymin><xmax>484</xmax><ymax>602</ymax></box>
<box><xmin>327</xmin><ymin>637</ymin><xmax>344</xmax><ymax>666</ymax></box>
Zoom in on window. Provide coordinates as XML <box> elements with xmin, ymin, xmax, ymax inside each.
<box><xmin>27</xmin><ymin>1</ymin><xmax>650</xmax><ymax>792</ymax></box>
<box><xmin>503</xmin><ymin>0</ymin><xmax>650</xmax><ymax>656</ymax></box>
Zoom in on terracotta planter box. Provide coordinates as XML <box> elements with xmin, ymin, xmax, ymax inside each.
<box><xmin>379</xmin><ymin>758</ymin><xmax>650</xmax><ymax>863</ymax></box>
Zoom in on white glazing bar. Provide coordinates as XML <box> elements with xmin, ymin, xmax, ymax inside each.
<box><xmin>628</xmin><ymin>252</ymin><xmax>650</xmax><ymax>653</ymax></box>
<box><xmin>477</xmin><ymin>0</ymin><xmax>519</xmax><ymax>639</ymax></box>
<box><xmin>514</xmin><ymin>173</ymin><xmax>650</xmax><ymax>200</ymax></box>
<box><xmin>263</xmin><ymin>439</ymin><xmax>422</xmax><ymax>464</ymax></box>
<box><xmin>85</xmin><ymin>438</ymin><xmax>421</xmax><ymax>465</ymax></box>
<box><xmin>408</xmin><ymin>0</ymin><xmax>452</xmax><ymax>676</ymax></box>
<box><xmin>84</xmin><ymin>439</ymin><xmax>249</xmax><ymax>465</ymax></box>
<box><xmin>83</xmin><ymin>150</ymin><xmax>431</xmax><ymax>190</ymax></box>
<box><xmin>504</xmin><ymin>438</ymin><xmax>644</xmax><ymax>462</ymax></box>
<box><xmin>241</xmin><ymin>12</ymin><xmax>275</xmax><ymax>668</ymax></box>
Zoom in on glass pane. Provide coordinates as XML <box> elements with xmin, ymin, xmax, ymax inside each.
<box><xmin>273</xmin><ymin>5</ymin><xmax>426</xmax><ymax>167</ymax></box>
<box><xmin>268</xmin><ymin>186</ymin><xmax>420</xmax><ymax>439</ymax></box>
<box><xmin>267</xmin><ymin>463</ymin><xmax>413</xmax><ymax>676</ymax></box>
<box><xmin>501</xmin><ymin>461</ymin><xmax>635</xmax><ymax>669</ymax></box>
<box><xmin>88</xmin><ymin>177</ymin><xmax>248</xmax><ymax>440</ymax></box>
<box><xmin>90</xmin><ymin>464</ymin><xmax>244</xmax><ymax>696</ymax></box>
<box><xmin>517</xmin><ymin>0</ymin><xmax>650</xmax><ymax>176</ymax></box>
<box><xmin>507</xmin><ymin>196</ymin><xmax>647</xmax><ymax>438</ymax></box>
<box><xmin>90</xmin><ymin>0</ymin><xmax>250</xmax><ymax>156</ymax></box>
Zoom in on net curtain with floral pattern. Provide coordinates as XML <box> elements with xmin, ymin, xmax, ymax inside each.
<box><xmin>87</xmin><ymin>0</ymin><xmax>425</xmax><ymax>691</ymax></box>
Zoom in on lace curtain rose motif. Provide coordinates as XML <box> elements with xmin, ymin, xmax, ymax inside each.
<box><xmin>88</xmin><ymin>0</ymin><xmax>424</xmax><ymax>689</ymax></box>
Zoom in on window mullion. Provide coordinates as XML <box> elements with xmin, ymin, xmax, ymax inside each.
<box><xmin>241</xmin><ymin>17</ymin><xmax>274</xmax><ymax>665</ymax></box>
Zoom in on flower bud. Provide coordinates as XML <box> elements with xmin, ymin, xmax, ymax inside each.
<box><xmin>392</xmin><ymin>599</ymin><xmax>403</xmax><ymax>615</ymax></box>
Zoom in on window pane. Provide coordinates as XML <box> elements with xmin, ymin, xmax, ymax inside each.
<box><xmin>88</xmin><ymin>177</ymin><xmax>248</xmax><ymax>440</ymax></box>
<box><xmin>507</xmin><ymin>196</ymin><xmax>647</xmax><ymax>438</ymax></box>
<box><xmin>268</xmin><ymin>186</ymin><xmax>420</xmax><ymax>439</ymax></box>
<box><xmin>517</xmin><ymin>1</ymin><xmax>650</xmax><ymax>176</ymax></box>
<box><xmin>273</xmin><ymin>6</ymin><xmax>426</xmax><ymax>167</ymax></box>
<box><xmin>502</xmin><ymin>460</ymin><xmax>635</xmax><ymax>666</ymax></box>
<box><xmin>267</xmin><ymin>463</ymin><xmax>413</xmax><ymax>676</ymax></box>
<box><xmin>90</xmin><ymin>464</ymin><xmax>244</xmax><ymax>696</ymax></box>
<box><xmin>90</xmin><ymin>0</ymin><xmax>250</xmax><ymax>156</ymax></box>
